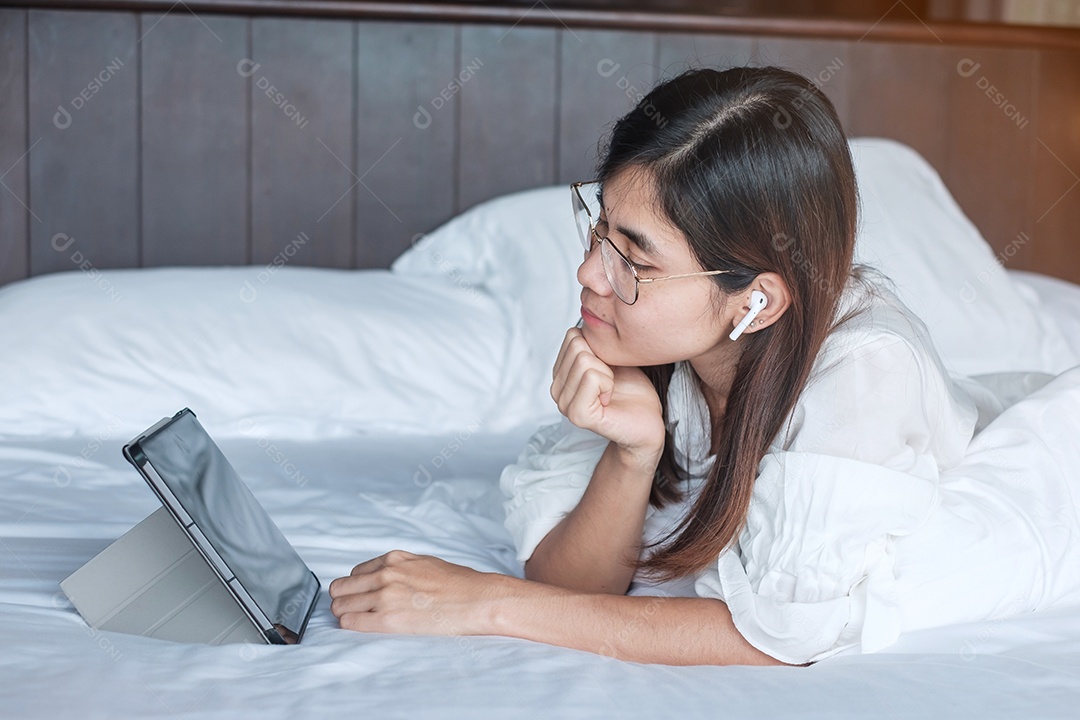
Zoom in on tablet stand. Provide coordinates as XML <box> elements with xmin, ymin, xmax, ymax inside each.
<box><xmin>60</xmin><ymin>506</ymin><xmax>267</xmax><ymax>645</ymax></box>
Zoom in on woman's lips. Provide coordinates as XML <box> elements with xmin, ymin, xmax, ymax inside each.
<box><xmin>580</xmin><ymin>305</ymin><xmax>609</xmax><ymax>327</ymax></box>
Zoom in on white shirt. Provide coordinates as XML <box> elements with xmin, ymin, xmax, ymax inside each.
<box><xmin>499</xmin><ymin>271</ymin><xmax>1080</xmax><ymax>664</ymax></box>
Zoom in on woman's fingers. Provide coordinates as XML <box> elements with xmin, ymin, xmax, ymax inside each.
<box><xmin>329</xmin><ymin>589</ymin><xmax>378</xmax><ymax>617</ymax></box>
<box><xmin>551</xmin><ymin>327</ymin><xmax>587</xmax><ymax>401</ymax></box>
<box><xmin>560</xmin><ymin>361</ymin><xmax>613</xmax><ymax>414</ymax></box>
<box><xmin>552</xmin><ymin>333</ymin><xmax>612</xmax><ymax>407</ymax></box>
<box><xmin>338</xmin><ymin>611</ymin><xmax>382</xmax><ymax>633</ymax></box>
<box><xmin>350</xmin><ymin>549</ymin><xmax>415</xmax><ymax>575</ymax></box>
<box><xmin>329</xmin><ymin>553</ymin><xmax>406</xmax><ymax>616</ymax></box>
<box><xmin>346</xmin><ymin>557</ymin><xmax>384</xmax><ymax>577</ymax></box>
<box><xmin>552</xmin><ymin>349</ymin><xmax>613</xmax><ymax>416</ymax></box>
<box><xmin>329</xmin><ymin>549</ymin><xmax>419</xmax><ymax>600</ymax></box>
<box><xmin>328</xmin><ymin>571</ymin><xmax>376</xmax><ymax>599</ymax></box>
<box><xmin>330</xmin><ymin>553</ymin><xmax>495</xmax><ymax>636</ymax></box>
<box><xmin>552</xmin><ymin>326</ymin><xmax>580</xmax><ymax>381</ymax></box>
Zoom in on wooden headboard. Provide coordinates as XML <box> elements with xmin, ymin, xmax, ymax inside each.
<box><xmin>1</xmin><ymin>0</ymin><xmax>1078</xmax><ymax>287</ymax></box>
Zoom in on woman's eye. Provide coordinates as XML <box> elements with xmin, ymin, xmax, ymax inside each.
<box><xmin>596</xmin><ymin>216</ymin><xmax>652</xmax><ymax>271</ymax></box>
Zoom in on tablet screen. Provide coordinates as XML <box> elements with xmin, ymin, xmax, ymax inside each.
<box><xmin>134</xmin><ymin>410</ymin><xmax>319</xmax><ymax>642</ymax></box>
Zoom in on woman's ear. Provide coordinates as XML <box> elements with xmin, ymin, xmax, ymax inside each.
<box><xmin>735</xmin><ymin>272</ymin><xmax>791</xmax><ymax>335</ymax></box>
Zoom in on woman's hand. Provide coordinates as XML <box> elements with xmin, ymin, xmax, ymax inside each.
<box><xmin>329</xmin><ymin>549</ymin><xmax>788</xmax><ymax>666</ymax></box>
<box><xmin>328</xmin><ymin>550</ymin><xmax>503</xmax><ymax>636</ymax></box>
<box><xmin>550</xmin><ymin>326</ymin><xmax>665</xmax><ymax>467</ymax></box>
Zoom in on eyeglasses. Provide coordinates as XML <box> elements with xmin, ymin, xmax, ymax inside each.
<box><xmin>571</xmin><ymin>181</ymin><xmax>736</xmax><ymax>304</ymax></box>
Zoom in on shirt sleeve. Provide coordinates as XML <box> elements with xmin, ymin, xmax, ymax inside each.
<box><xmin>693</xmin><ymin>323</ymin><xmax>980</xmax><ymax>665</ymax></box>
<box><xmin>499</xmin><ymin>417</ymin><xmax>609</xmax><ymax>563</ymax></box>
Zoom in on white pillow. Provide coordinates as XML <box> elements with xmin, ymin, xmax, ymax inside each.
<box><xmin>393</xmin><ymin>186</ymin><xmax>583</xmax><ymax>384</ymax></box>
<box><xmin>1008</xmin><ymin>269</ymin><xmax>1080</xmax><ymax>362</ymax></box>
<box><xmin>0</xmin><ymin>266</ymin><xmax>547</xmax><ymax>440</ymax></box>
<box><xmin>849</xmin><ymin>138</ymin><xmax>1076</xmax><ymax>376</ymax></box>
<box><xmin>392</xmin><ymin>137</ymin><xmax>1078</xmax><ymax>379</ymax></box>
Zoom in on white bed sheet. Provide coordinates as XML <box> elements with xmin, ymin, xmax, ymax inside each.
<box><xmin>3</xmin><ymin>268</ymin><xmax>1080</xmax><ymax>718</ymax></box>
<box><xmin>3</xmin><ymin>423</ymin><xmax>1080</xmax><ymax>719</ymax></box>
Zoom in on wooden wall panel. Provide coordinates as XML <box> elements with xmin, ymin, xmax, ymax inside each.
<box><xmin>557</xmin><ymin>29</ymin><xmax>657</xmax><ymax>184</ymax></box>
<box><xmin>753</xmin><ymin>37</ymin><xmax>851</xmax><ymax>126</ymax></box>
<box><xmin>846</xmin><ymin>42</ymin><xmax>950</xmax><ymax>173</ymax></box>
<box><xmin>141</xmin><ymin>13</ymin><xmax>247</xmax><ymax>266</ymax></box>
<box><xmin>458</xmin><ymin>24</ymin><xmax>558</xmax><ymax>211</ymax></box>
<box><xmin>27</xmin><ymin>9</ymin><xmax>138</xmax><ymax>275</ymax></box>
<box><xmin>1032</xmin><ymin>49</ymin><xmax>1080</xmax><ymax>285</ymax></box>
<box><xmin>355</xmin><ymin>21</ymin><xmax>456</xmax><ymax>269</ymax></box>
<box><xmin>655</xmin><ymin>32</ymin><xmax>755</xmax><ymax>80</ymax></box>
<box><xmin>0</xmin><ymin>8</ymin><xmax>28</xmax><ymax>286</ymax></box>
<box><xmin>2</xmin><ymin>8</ymin><xmax>1078</xmax><ymax>285</ymax></box>
<box><xmin>943</xmin><ymin>45</ymin><xmax>1038</xmax><ymax>266</ymax></box>
<box><xmin>251</xmin><ymin>17</ymin><xmax>354</xmax><ymax>268</ymax></box>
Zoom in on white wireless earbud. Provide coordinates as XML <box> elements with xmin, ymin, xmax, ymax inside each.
<box><xmin>729</xmin><ymin>290</ymin><xmax>767</xmax><ymax>341</ymax></box>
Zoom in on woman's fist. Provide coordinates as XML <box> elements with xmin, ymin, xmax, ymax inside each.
<box><xmin>550</xmin><ymin>326</ymin><xmax>665</xmax><ymax>465</ymax></box>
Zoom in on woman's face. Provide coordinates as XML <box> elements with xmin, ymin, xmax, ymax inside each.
<box><xmin>577</xmin><ymin>166</ymin><xmax>741</xmax><ymax>368</ymax></box>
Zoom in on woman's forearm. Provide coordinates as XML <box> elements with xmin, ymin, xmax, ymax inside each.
<box><xmin>482</xmin><ymin>574</ymin><xmax>786</xmax><ymax>666</ymax></box>
<box><xmin>524</xmin><ymin>440</ymin><xmax>658</xmax><ymax>594</ymax></box>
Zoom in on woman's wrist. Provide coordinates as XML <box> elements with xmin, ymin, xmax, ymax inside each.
<box><xmin>477</xmin><ymin>573</ymin><xmax>523</xmax><ymax>636</ymax></box>
<box><xmin>612</xmin><ymin>440</ymin><xmax>663</xmax><ymax>475</ymax></box>
<box><xmin>482</xmin><ymin>574</ymin><xmax>572</xmax><ymax>637</ymax></box>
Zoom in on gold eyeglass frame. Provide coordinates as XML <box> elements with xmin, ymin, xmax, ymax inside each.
<box><xmin>571</xmin><ymin>181</ymin><xmax>735</xmax><ymax>305</ymax></box>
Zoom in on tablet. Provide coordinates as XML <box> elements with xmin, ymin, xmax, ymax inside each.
<box><xmin>123</xmin><ymin>408</ymin><xmax>320</xmax><ymax>644</ymax></box>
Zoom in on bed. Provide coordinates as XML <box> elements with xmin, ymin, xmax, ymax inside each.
<box><xmin>3</xmin><ymin>1</ymin><xmax>1080</xmax><ymax>717</ymax></box>
<box><xmin>3</xmin><ymin>134</ymin><xmax>1080</xmax><ymax>717</ymax></box>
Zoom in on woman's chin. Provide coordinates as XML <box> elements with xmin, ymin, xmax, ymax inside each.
<box><xmin>587</xmin><ymin>342</ymin><xmax>649</xmax><ymax>369</ymax></box>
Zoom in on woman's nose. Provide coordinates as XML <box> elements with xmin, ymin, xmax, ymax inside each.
<box><xmin>577</xmin><ymin>242</ymin><xmax>612</xmax><ymax>297</ymax></box>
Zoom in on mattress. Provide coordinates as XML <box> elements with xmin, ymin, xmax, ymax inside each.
<box><xmin>4</xmin><ymin>424</ymin><xmax>1080</xmax><ymax>719</ymax></box>
<box><xmin>3</xmin><ymin>138</ymin><xmax>1080</xmax><ymax>714</ymax></box>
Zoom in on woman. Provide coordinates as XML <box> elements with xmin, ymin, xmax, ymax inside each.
<box><xmin>329</xmin><ymin>66</ymin><xmax>1080</xmax><ymax>666</ymax></box>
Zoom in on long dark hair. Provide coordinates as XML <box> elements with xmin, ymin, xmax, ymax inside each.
<box><xmin>596</xmin><ymin>66</ymin><xmax>868</xmax><ymax>581</ymax></box>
